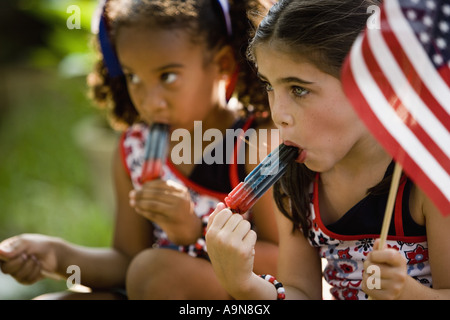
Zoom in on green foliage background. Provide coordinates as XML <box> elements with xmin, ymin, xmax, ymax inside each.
<box><xmin>0</xmin><ymin>0</ymin><xmax>116</xmax><ymax>299</ymax></box>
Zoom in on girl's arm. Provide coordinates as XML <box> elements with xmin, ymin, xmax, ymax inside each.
<box><xmin>274</xmin><ymin>205</ymin><xmax>323</xmax><ymax>300</ymax></box>
<box><xmin>422</xmin><ymin>186</ymin><xmax>450</xmax><ymax>298</ymax></box>
<box><xmin>205</xmin><ymin>203</ymin><xmax>275</xmax><ymax>299</ymax></box>
<box><xmin>58</xmin><ymin>146</ymin><xmax>154</xmax><ymax>288</ymax></box>
<box><xmin>206</xmin><ymin>201</ymin><xmax>323</xmax><ymax>300</ymax></box>
<box><xmin>0</xmin><ymin>147</ymin><xmax>154</xmax><ymax>289</ymax></box>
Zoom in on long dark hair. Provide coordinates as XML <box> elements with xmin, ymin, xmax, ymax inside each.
<box><xmin>88</xmin><ymin>0</ymin><xmax>269</xmax><ymax>130</ymax></box>
<box><xmin>248</xmin><ymin>0</ymin><xmax>383</xmax><ymax>235</ymax></box>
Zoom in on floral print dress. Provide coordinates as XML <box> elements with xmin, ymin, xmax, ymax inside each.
<box><xmin>307</xmin><ymin>173</ymin><xmax>431</xmax><ymax>300</ymax></box>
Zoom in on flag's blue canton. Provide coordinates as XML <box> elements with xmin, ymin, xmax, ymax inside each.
<box><xmin>400</xmin><ymin>0</ymin><xmax>450</xmax><ymax>69</ymax></box>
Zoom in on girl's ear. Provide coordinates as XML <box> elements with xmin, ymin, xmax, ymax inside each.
<box><xmin>213</xmin><ymin>45</ymin><xmax>239</xmax><ymax>101</ymax></box>
<box><xmin>213</xmin><ymin>45</ymin><xmax>237</xmax><ymax>80</ymax></box>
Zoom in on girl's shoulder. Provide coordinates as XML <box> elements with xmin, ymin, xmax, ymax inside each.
<box><xmin>409</xmin><ymin>182</ymin><xmax>443</xmax><ymax>226</ymax></box>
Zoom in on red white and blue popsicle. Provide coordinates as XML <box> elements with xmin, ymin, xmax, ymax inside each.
<box><xmin>141</xmin><ymin>123</ymin><xmax>170</xmax><ymax>183</ymax></box>
<box><xmin>225</xmin><ymin>143</ymin><xmax>299</xmax><ymax>214</ymax></box>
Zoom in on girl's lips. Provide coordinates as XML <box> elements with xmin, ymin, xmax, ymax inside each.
<box><xmin>283</xmin><ymin>140</ymin><xmax>306</xmax><ymax>163</ymax></box>
<box><xmin>295</xmin><ymin>149</ymin><xmax>307</xmax><ymax>163</ymax></box>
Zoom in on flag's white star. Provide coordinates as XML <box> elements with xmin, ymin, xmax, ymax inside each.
<box><xmin>442</xmin><ymin>4</ymin><xmax>450</xmax><ymax>16</ymax></box>
<box><xmin>436</xmin><ymin>38</ymin><xmax>447</xmax><ymax>50</ymax></box>
<box><xmin>423</xmin><ymin>15</ymin><xmax>433</xmax><ymax>27</ymax></box>
<box><xmin>433</xmin><ymin>53</ymin><xmax>443</xmax><ymax>66</ymax></box>
<box><xmin>426</xmin><ymin>0</ymin><xmax>436</xmax><ymax>10</ymax></box>
<box><xmin>440</xmin><ymin>21</ymin><xmax>449</xmax><ymax>33</ymax></box>
<box><xmin>420</xmin><ymin>32</ymin><xmax>430</xmax><ymax>43</ymax></box>
<box><xmin>406</xmin><ymin>9</ymin><xmax>417</xmax><ymax>20</ymax></box>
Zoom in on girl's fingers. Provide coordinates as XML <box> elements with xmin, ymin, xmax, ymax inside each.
<box><xmin>208</xmin><ymin>206</ymin><xmax>233</xmax><ymax>232</ymax></box>
<box><xmin>242</xmin><ymin>229</ymin><xmax>257</xmax><ymax>255</ymax></box>
<box><xmin>14</xmin><ymin>255</ymin><xmax>41</xmax><ymax>284</ymax></box>
<box><xmin>233</xmin><ymin>219</ymin><xmax>257</xmax><ymax>252</ymax></box>
<box><xmin>363</xmin><ymin>278</ymin><xmax>406</xmax><ymax>300</ymax></box>
<box><xmin>0</xmin><ymin>255</ymin><xmax>24</xmax><ymax>274</ymax></box>
<box><xmin>140</xmin><ymin>179</ymin><xmax>187</xmax><ymax>196</ymax></box>
<box><xmin>134</xmin><ymin>200</ymin><xmax>173</xmax><ymax>222</ymax></box>
<box><xmin>135</xmin><ymin>198</ymin><xmax>171</xmax><ymax>212</ymax></box>
<box><xmin>372</xmin><ymin>238</ymin><xmax>384</xmax><ymax>251</ymax></box>
<box><xmin>0</xmin><ymin>236</ymin><xmax>24</xmax><ymax>261</ymax></box>
<box><xmin>232</xmin><ymin>217</ymin><xmax>252</xmax><ymax>238</ymax></box>
<box><xmin>1</xmin><ymin>253</ymin><xmax>40</xmax><ymax>284</ymax></box>
<box><xmin>206</xmin><ymin>202</ymin><xmax>227</xmax><ymax>231</ymax></box>
<box><xmin>366</xmin><ymin>248</ymin><xmax>406</xmax><ymax>267</ymax></box>
<box><xmin>130</xmin><ymin>184</ymin><xmax>189</xmax><ymax>210</ymax></box>
<box><xmin>222</xmin><ymin>213</ymin><xmax>246</xmax><ymax>234</ymax></box>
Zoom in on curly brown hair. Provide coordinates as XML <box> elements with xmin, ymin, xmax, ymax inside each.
<box><xmin>87</xmin><ymin>0</ymin><xmax>270</xmax><ymax>130</ymax></box>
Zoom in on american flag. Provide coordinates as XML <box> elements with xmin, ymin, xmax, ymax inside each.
<box><xmin>341</xmin><ymin>0</ymin><xmax>450</xmax><ymax>216</ymax></box>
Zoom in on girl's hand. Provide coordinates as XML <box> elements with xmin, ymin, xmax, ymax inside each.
<box><xmin>0</xmin><ymin>234</ymin><xmax>59</xmax><ymax>285</ymax></box>
<box><xmin>205</xmin><ymin>203</ymin><xmax>257</xmax><ymax>297</ymax></box>
<box><xmin>362</xmin><ymin>239</ymin><xmax>408</xmax><ymax>300</ymax></box>
<box><xmin>129</xmin><ymin>179</ymin><xmax>201</xmax><ymax>246</ymax></box>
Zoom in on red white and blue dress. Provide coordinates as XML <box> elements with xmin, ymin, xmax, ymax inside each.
<box><xmin>307</xmin><ymin>165</ymin><xmax>432</xmax><ymax>300</ymax></box>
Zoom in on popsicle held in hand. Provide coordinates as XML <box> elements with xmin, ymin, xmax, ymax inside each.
<box><xmin>225</xmin><ymin>143</ymin><xmax>299</xmax><ymax>214</ymax></box>
<box><xmin>141</xmin><ymin>123</ymin><xmax>170</xmax><ymax>183</ymax></box>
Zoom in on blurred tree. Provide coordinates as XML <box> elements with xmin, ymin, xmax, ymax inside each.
<box><xmin>0</xmin><ymin>1</ymin><xmax>50</xmax><ymax>65</ymax></box>
<box><xmin>0</xmin><ymin>0</ymin><xmax>97</xmax><ymax>68</ymax></box>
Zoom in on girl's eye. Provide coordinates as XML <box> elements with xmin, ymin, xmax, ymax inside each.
<box><xmin>126</xmin><ymin>73</ymin><xmax>141</xmax><ymax>85</ymax></box>
<box><xmin>161</xmin><ymin>72</ymin><xmax>177</xmax><ymax>84</ymax></box>
<box><xmin>292</xmin><ymin>86</ymin><xmax>309</xmax><ymax>97</ymax></box>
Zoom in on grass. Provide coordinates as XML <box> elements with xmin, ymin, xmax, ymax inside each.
<box><xmin>0</xmin><ymin>64</ymin><xmax>115</xmax><ymax>299</ymax></box>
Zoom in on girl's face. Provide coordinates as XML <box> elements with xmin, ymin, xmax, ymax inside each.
<box><xmin>255</xmin><ymin>44</ymin><xmax>369</xmax><ymax>173</ymax></box>
<box><xmin>116</xmin><ymin>25</ymin><xmax>226</xmax><ymax>131</ymax></box>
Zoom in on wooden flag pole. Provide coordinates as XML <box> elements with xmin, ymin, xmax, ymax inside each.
<box><xmin>368</xmin><ymin>161</ymin><xmax>403</xmax><ymax>300</ymax></box>
<box><xmin>378</xmin><ymin>162</ymin><xmax>403</xmax><ymax>249</ymax></box>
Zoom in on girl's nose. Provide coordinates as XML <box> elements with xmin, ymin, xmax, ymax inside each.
<box><xmin>271</xmin><ymin>98</ymin><xmax>294</xmax><ymax>128</ymax></box>
<box><xmin>142</xmin><ymin>87</ymin><xmax>167</xmax><ymax>112</ymax></box>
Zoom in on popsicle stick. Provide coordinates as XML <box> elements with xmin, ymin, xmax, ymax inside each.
<box><xmin>41</xmin><ymin>270</ymin><xmax>66</xmax><ymax>281</ymax></box>
<box><xmin>368</xmin><ymin>161</ymin><xmax>402</xmax><ymax>300</ymax></box>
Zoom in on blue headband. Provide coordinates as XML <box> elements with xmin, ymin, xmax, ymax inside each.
<box><xmin>99</xmin><ymin>0</ymin><xmax>233</xmax><ymax>78</ymax></box>
<box><xmin>98</xmin><ymin>13</ymin><xmax>124</xmax><ymax>78</ymax></box>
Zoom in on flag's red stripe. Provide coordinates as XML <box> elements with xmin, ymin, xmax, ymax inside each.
<box><xmin>380</xmin><ymin>8</ymin><xmax>450</xmax><ymax>131</ymax></box>
<box><xmin>361</xmin><ymin>33</ymin><xmax>450</xmax><ymax>175</ymax></box>
<box><xmin>438</xmin><ymin>66</ymin><xmax>450</xmax><ymax>87</ymax></box>
<box><xmin>341</xmin><ymin>55</ymin><xmax>450</xmax><ymax>216</ymax></box>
